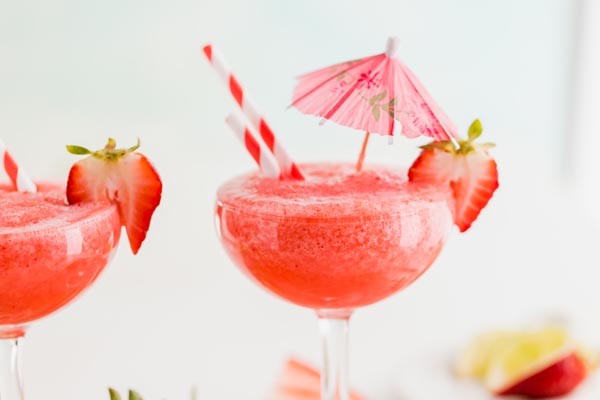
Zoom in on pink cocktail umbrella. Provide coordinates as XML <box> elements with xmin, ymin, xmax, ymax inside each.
<box><xmin>291</xmin><ymin>37</ymin><xmax>459</xmax><ymax>170</ymax></box>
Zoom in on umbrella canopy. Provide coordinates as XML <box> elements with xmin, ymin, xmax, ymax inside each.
<box><xmin>291</xmin><ymin>37</ymin><xmax>458</xmax><ymax>140</ymax></box>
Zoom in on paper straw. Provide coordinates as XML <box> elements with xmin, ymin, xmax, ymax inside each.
<box><xmin>225</xmin><ymin>113</ymin><xmax>281</xmax><ymax>178</ymax></box>
<box><xmin>203</xmin><ymin>44</ymin><xmax>304</xmax><ymax>180</ymax></box>
<box><xmin>0</xmin><ymin>139</ymin><xmax>36</xmax><ymax>192</ymax></box>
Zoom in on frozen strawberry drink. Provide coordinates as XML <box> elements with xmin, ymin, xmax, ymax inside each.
<box><xmin>207</xmin><ymin>35</ymin><xmax>499</xmax><ymax>400</ymax></box>
<box><xmin>0</xmin><ymin>138</ymin><xmax>162</xmax><ymax>400</ymax></box>
<box><xmin>217</xmin><ymin>163</ymin><xmax>454</xmax><ymax>310</ymax></box>
<box><xmin>0</xmin><ymin>184</ymin><xmax>121</xmax><ymax>327</ymax></box>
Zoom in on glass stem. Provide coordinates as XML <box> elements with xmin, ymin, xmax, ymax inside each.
<box><xmin>0</xmin><ymin>334</ymin><xmax>25</xmax><ymax>400</ymax></box>
<box><xmin>317</xmin><ymin>311</ymin><xmax>351</xmax><ymax>400</ymax></box>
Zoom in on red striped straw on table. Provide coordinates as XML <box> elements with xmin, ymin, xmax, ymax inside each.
<box><xmin>202</xmin><ymin>44</ymin><xmax>304</xmax><ymax>180</ymax></box>
<box><xmin>225</xmin><ymin>113</ymin><xmax>281</xmax><ymax>178</ymax></box>
<box><xmin>0</xmin><ymin>139</ymin><xmax>36</xmax><ymax>192</ymax></box>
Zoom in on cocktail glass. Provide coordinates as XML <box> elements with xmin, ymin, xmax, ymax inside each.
<box><xmin>215</xmin><ymin>163</ymin><xmax>454</xmax><ymax>399</ymax></box>
<box><xmin>0</xmin><ymin>183</ymin><xmax>121</xmax><ymax>399</ymax></box>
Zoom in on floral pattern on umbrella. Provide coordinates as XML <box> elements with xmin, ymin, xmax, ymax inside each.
<box><xmin>291</xmin><ymin>38</ymin><xmax>458</xmax><ymax>141</ymax></box>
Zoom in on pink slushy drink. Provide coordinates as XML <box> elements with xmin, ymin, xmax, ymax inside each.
<box><xmin>217</xmin><ymin>163</ymin><xmax>453</xmax><ymax>310</ymax></box>
<box><xmin>0</xmin><ymin>184</ymin><xmax>121</xmax><ymax>328</ymax></box>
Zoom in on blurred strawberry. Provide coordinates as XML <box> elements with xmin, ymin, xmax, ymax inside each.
<box><xmin>269</xmin><ymin>358</ymin><xmax>364</xmax><ymax>400</ymax></box>
<box><xmin>498</xmin><ymin>352</ymin><xmax>587</xmax><ymax>398</ymax></box>
<box><xmin>458</xmin><ymin>327</ymin><xmax>594</xmax><ymax>398</ymax></box>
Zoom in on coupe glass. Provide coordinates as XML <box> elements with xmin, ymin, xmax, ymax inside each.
<box><xmin>0</xmin><ymin>183</ymin><xmax>121</xmax><ymax>399</ymax></box>
<box><xmin>215</xmin><ymin>163</ymin><xmax>453</xmax><ymax>399</ymax></box>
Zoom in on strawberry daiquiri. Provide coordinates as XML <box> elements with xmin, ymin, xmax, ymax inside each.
<box><xmin>208</xmin><ymin>37</ymin><xmax>498</xmax><ymax>400</ymax></box>
<box><xmin>215</xmin><ymin>121</ymin><xmax>498</xmax><ymax>400</ymax></box>
<box><xmin>218</xmin><ymin>163</ymin><xmax>454</xmax><ymax>310</ymax></box>
<box><xmin>0</xmin><ymin>184</ymin><xmax>121</xmax><ymax>328</ymax></box>
<box><xmin>0</xmin><ymin>139</ymin><xmax>162</xmax><ymax>400</ymax></box>
<box><xmin>217</xmin><ymin>122</ymin><xmax>498</xmax><ymax>314</ymax></box>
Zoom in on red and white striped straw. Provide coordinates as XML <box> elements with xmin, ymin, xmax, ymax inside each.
<box><xmin>203</xmin><ymin>44</ymin><xmax>304</xmax><ymax>180</ymax></box>
<box><xmin>0</xmin><ymin>139</ymin><xmax>36</xmax><ymax>192</ymax></box>
<box><xmin>225</xmin><ymin>113</ymin><xmax>281</xmax><ymax>178</ymax></box>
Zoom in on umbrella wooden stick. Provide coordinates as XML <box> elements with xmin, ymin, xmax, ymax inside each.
<box><xmin>355</xmin><ymin>131</ymin><xmax>371</xmax><ymax>172</ymax></box>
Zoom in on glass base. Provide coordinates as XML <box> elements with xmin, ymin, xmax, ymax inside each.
<box><xmin>0</xmin><ymin>326</ymin><xmax>25</xmax><ymax>400</ymax></box>
<box><xmin>317</xmin><ymin>310</ymin><xmax>352</xmax><ymax>400</ymax></box>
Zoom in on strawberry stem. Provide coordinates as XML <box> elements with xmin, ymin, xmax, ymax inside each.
<box><xmin>106</xmin><ymin>138</ymin><xmax>117</xmax><ymax>150</ymax></box>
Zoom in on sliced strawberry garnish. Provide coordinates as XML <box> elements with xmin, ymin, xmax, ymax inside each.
<box><xmin>408</xmin><ymin>119</ymin><xmax>498</xmax><ymax>232</ymax></box>
<box><xmin>66</xmin><ymin>138</ymin><xmax>162</xmax><ymax>254</ymax></box>
<box><xmin>269</xmin><ymin>358</ymin><xmax>365</xmax><ymax>400</ymax></box>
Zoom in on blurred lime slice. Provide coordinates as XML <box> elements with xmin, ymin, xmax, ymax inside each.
<box><xmin>484</xmin><ymin>327</ymin><xmax>574</xmax><ymax>392</ymax></box>
<box><xmin>455</xmin><ymin>330</ymin><xmax>525</xmax><ymax>379</ymax></box>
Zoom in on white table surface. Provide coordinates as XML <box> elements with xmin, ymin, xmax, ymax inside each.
<box><xmin>0</xmin><ymin>1</ymin><xmax>590</xmax><ymax>398</ymax></box>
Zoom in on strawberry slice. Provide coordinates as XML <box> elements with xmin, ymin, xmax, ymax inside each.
<box><xmin>408</xmin><ymin>119</ymin><xmax>498</xmax><ymax>232</ymax></box>
<box><xmin>498</xmin><ymin>352</ymin><xmax>587</xmax><ymax>398</ymax></box>
<box><xmin>66</xmin><ymin>138</ymin><xmax>162</xmax><ymax>254</ymax></box>
<box><xmin>269</xmin><ymin>358</ymin><xmax>365</xmax><ymax>400</ymax></box>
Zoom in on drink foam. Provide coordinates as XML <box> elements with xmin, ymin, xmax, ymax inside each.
<box><xmin>0</xmin><ymin>183</ymin><xmax>113</xmax><ymax>235</ymax></box>
<box><xmin>218</xmin><ymin>163</ymin><xmax>452</xmax><ymax>219</ymax></box>
<box><xmin>216</xmin><ymin>163</ymin><xmax>454</xmax><ymax>309</ymax></box>
<box><xmin>0</xmin><ymin>183</ymin><xmax>121</xmax><ymax>326</ymax></box>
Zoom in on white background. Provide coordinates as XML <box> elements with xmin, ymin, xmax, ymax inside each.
<box><xmin>1</xmin><ymin>0</ymin><xmax>600</xmax><ymax>398</ymax></box>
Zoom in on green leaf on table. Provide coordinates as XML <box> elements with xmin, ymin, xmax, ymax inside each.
<box><xmin>108</xmin><ymin>388</ymin><xmax>122</xmax><ymax>400</ymax></box>
<box><xmin>129</xmin><ymin>390</ymin><xmax>144</xmax><ymax>400</ymax></box>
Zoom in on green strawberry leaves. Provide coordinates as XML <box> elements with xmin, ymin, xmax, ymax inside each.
<box><xmin>421</xmin><ymin>118</ymin><xmax>495</xmax><ymax>154</ymax></box>
<box><xmin>108</xmin><ymin>388</ymin><xmax>198</xmax><ymax>400</ymax></box>
<box><xmin>66</xmin><ymin>145</ymin><xmax>92</xmax><ymax>155</ymax></box>
<box><xmin>67</xmin><ymin>138</ymin><xmax>141</xmax><ymax>161</ymax></box>
<box><xmin>109</xmin><ymin>388</ymin><xmax>143</xmax><ymax>400</ymax></box>
<box><xmin>468</xmin><ymin>119</ymin><xmax>483</xmax><ymax>141</ymax></box>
